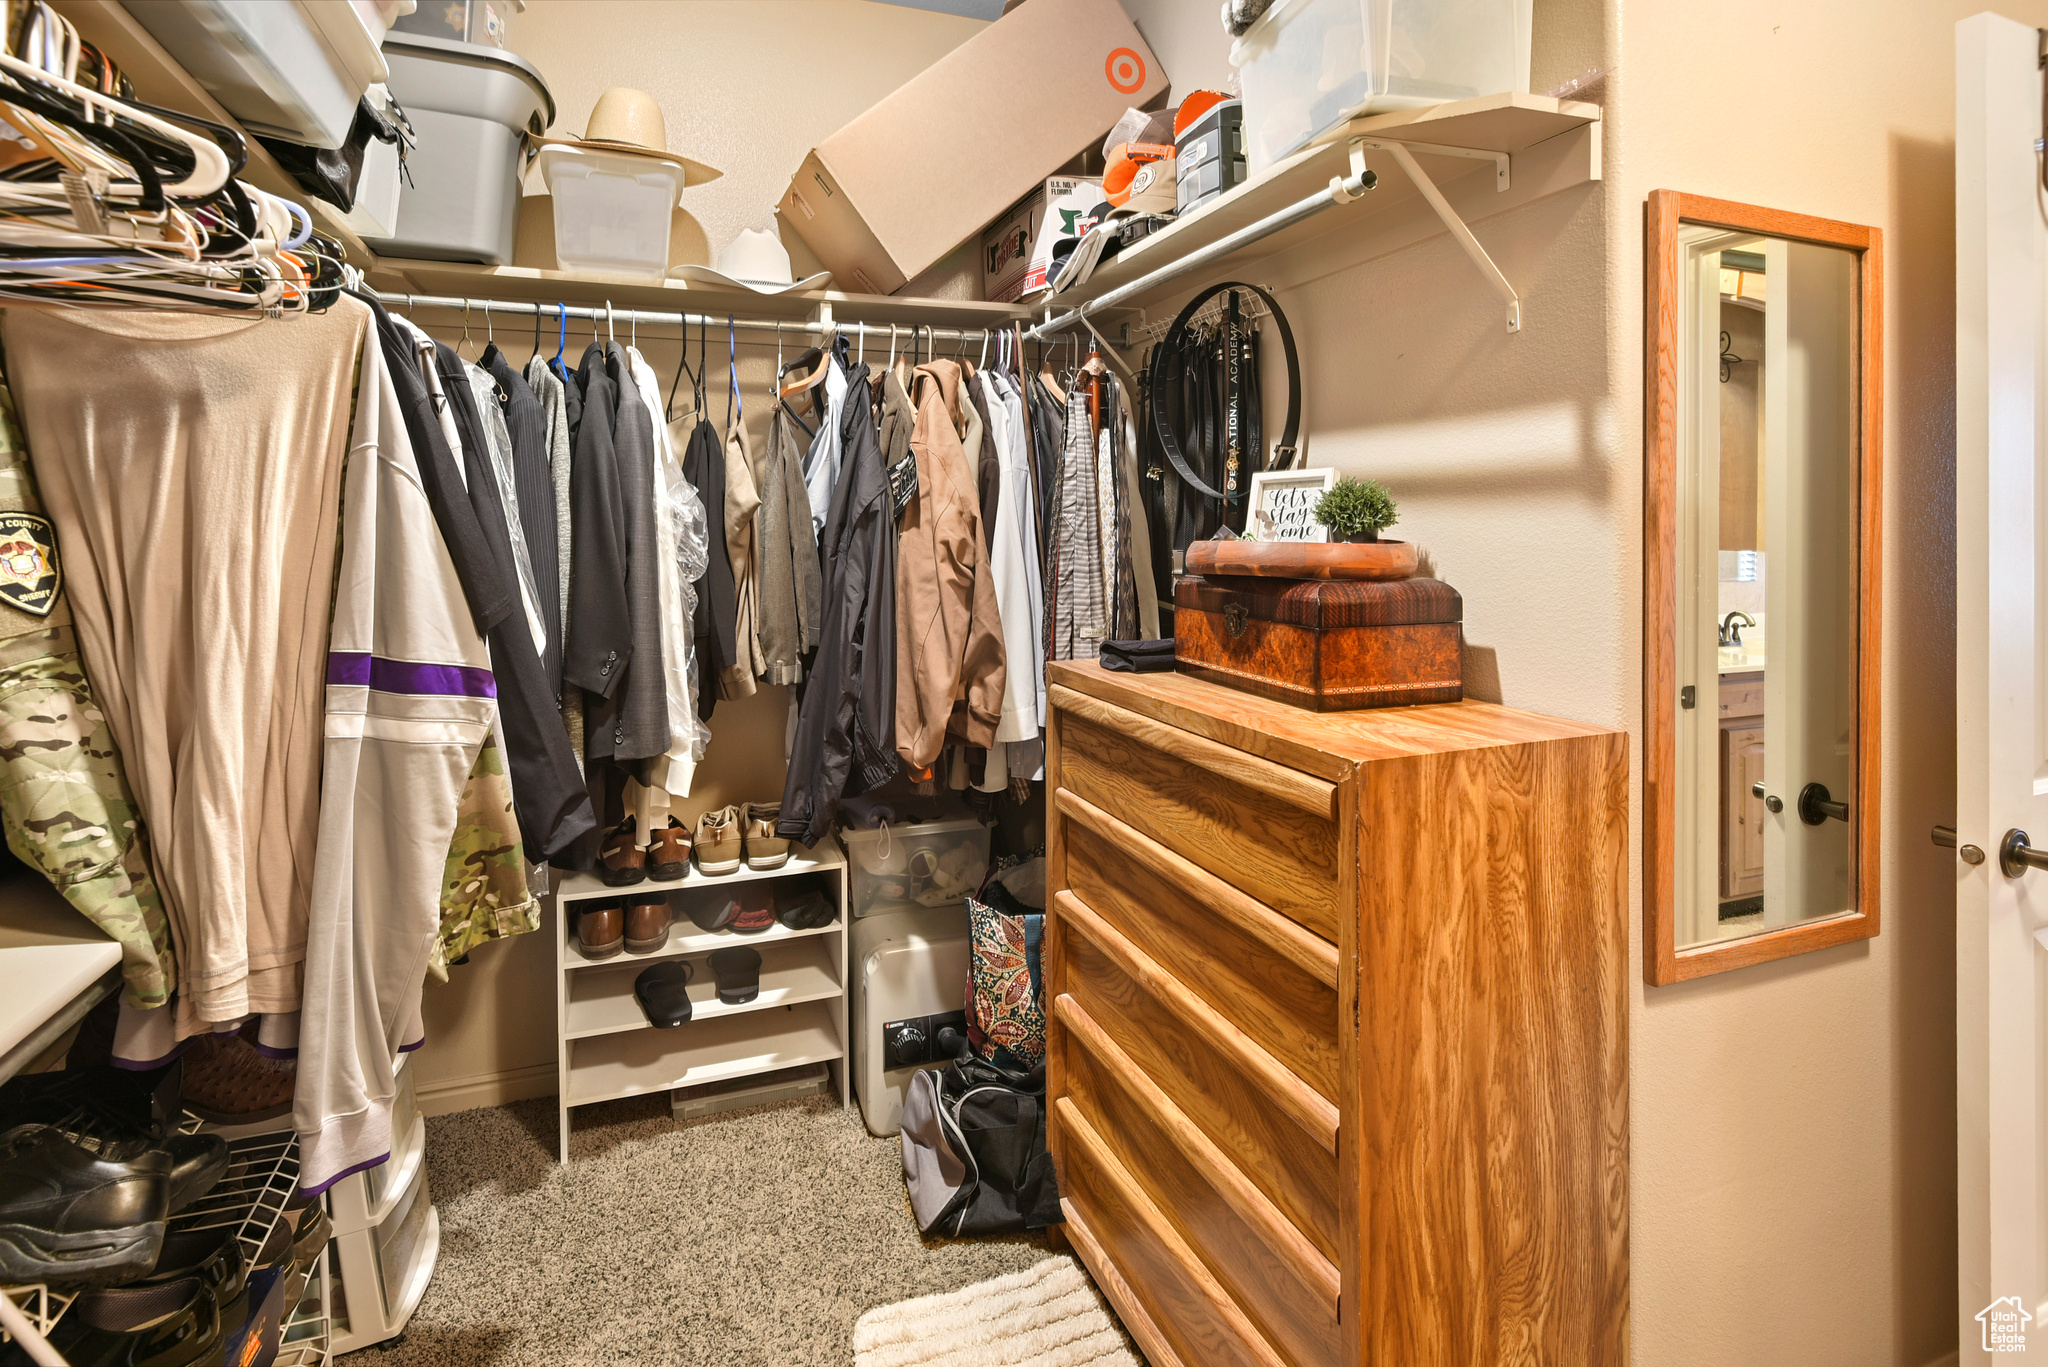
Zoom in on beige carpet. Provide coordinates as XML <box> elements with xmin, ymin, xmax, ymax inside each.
<box><xmin>853</xmin><ymin>1256</ymin><xmax>1141</xmax><ymax>1367</ymax></box>
<box><xmin>350</xmin><ymin>1094</ymin><xmax>1053</xmax><ymax>1366</ymax></box>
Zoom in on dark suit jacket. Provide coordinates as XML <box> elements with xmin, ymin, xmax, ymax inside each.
<box><xmin>565</xmin><ymin>343</ymin><xmax>632</xmax><ymax>759</ymax></box>
<box><xmin>605</xmin><ymin>343</ymin><xmax>669</xmax><ymax>763</ymax></box>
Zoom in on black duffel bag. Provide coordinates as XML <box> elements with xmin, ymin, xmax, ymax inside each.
<box><xmin>900</xmin><ymin>1051</ymin><xmax>1062</xmax><ymax>1238</ymax></box>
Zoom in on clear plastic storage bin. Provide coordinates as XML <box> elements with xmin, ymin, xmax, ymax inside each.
<box><xmin>536</xmin><ymin>145</ymin><xmax>686</xmax><ymax>283</ymax></box>
<box><xmin>838</xmin><ymin>818</ymin><xmax>991</xmax><ymax>918</ymax></box>
<box><xmin>1231</xmin><ymin>0</ymin><xmax>1533</xmax><ymax>173</ymax></box>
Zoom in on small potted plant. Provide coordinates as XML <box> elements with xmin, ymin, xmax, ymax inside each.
<box><xmin>1313</xmin><ymin>476</ymin><xmax>1398</xmax><ymax>543</ymax></box>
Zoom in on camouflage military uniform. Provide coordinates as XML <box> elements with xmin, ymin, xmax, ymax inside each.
<box><xmin>0</xmin><ymin>367</ymin><xmax>174</xmax><ymax>1007</ymax></box>
<box><xmin>427</xmin><ymin>730</ymin><xmax>539</xmax><ymax>980</ymax></box>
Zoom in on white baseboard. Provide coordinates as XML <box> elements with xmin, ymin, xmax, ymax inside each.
<box><xmin>414</xmin><ymin>1062</ymin><xmax>556</xmax><ymax>1117</ymax></box>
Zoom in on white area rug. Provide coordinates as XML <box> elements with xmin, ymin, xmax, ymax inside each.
<box><xmin>852</xmin><ymin>1255</ymin><xmax>1141</xmax><ymax>1367</ymax></box>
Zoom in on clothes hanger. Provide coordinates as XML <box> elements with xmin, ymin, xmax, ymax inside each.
<box><xmin>529</xmin><ymin>301</ymin><xmax>542</xmax><ymax>364</ymax></box>
<box><xmin>667</xmin><ymin>310</ymin><xmax>698</xmax><ymax>423</ymax></box>
<box><xmin>605</xmin><ymin>301</ymin><xmax>615</xmax><ymax>345</ymax></box>
<box><xmin>0</xmin><ymin>52</ymin><xmax>230</xmax><ymax>199</ymax></box>
<box><xmin>725</xmin><ymin>315</ymin><xmax>738</xmax><ymax>433</ymax></box>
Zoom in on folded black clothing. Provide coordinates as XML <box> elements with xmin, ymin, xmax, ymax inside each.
<box><xmin>1099</xmin><ymin>638</ymin><xmax>1176</xmax><ymax>673</ymax></box>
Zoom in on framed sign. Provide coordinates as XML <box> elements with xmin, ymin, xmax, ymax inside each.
<box><xmin>1247</xmin><ymin>468</ymin><xmax>1337</xmax><ymax>542</ymax></box>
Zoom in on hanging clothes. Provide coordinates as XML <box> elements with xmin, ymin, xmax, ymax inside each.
<box><xmin>965</xmin><ymin>366</ymin><xmax>1002</xmax><ymax>556</ymax></box>
<box><xmin>896</xmin><ymin>360</ymin><xmax>1005</xmax><ymax>770</ymax></box>
<box><xmin>0</xmin><ymin>355</ymin><xmax>174</xmax><ymax>1010</ymax></box>
<box><xmin>462</xmin><ymin>362</ymin><xmax>550</xmax><ymax>658</ymax></box>
<box><xmin>427</xmin><ymin>727</ymin><xmax>536</xmax><ymax>979</ymax></box>
<box><xmin>721</xmin><ymin>415</ymin><xmax>763</xmax><ymax>699</ymax></box>
<box><xmin>758</xmin><ymin>399</ymin><xmax>822</xmax><ymax>686</ymax></box>
<box><xmin>3</xmin><ymin>301</ymin><xmax>371</xmax><ymax>1032</ymax></box>
<box><xmin>603</xmin><ymin>343</ymin><xmax>670</xmax><ymax>766</ymax></box>
<box><xmin>563</xmin><ymin>342</ymin><xmax>633</xmax><ymax>752</ymax></box>
<box><xmin>800</xmin><ymin>347</ymin><xmax>849</xmax><ymax>535</ymax></box>
<box><xmin>1051</xmin><ymin>385</ymin><xmax>1107</xmax><ymax>663</ymax></box>
<box><xmin>974</xmin><ymin>368</ymin><xmax>1042</xmax><ymax>790</ymax></box>
<box><xmin>523</xmin><ymin>353</ymin><xmax>583</xmax><ymax>764</ymax></box>
<box><xmin>681</xmin><ymin>417</ymin><xmax>735</xmax><ymax>722</ymax></box>
<box><xmin>485</xmin><ymin>345</ymin><xmax>562</xmax><ymax>690</ymax></box>
<box><xmin>778</xmin><ymin>361</ymin><xmax>897</xmax><ymax>843</ymax></box>
<box><xmin>296</xmin><ymin>316</ymin><xmax>496</xmax><ymax>1196</ymax></box>
<box><xmin>1116</xmin><ymin>378</ymin><xmax>1162</xmax><ymax>641</ymax></box>
<box><xmin>387</xmin><ymin>315</ymin><xmax>593</xmax><ymax>865</ymax></box>
<box><xmin>624</xmin><ymin>344</ymin><xmax>709</xmax><ymax>817</ymax></box>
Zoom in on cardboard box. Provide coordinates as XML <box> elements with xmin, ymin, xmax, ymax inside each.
<box><xmin>981</xmin><ymin>176</ymin><xmax>1103</xmax><ymax>303</ymax></box>
<box><xmin>780</xmin><ymin>0</ymin><xmax>1164</xmax><ymax>296</ymax></box>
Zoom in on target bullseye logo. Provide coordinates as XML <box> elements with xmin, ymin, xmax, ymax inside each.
<box><xmin>1105</xmin><ymin>47</ymin><xmax>1146</xmax><ymax>94</ymax></box>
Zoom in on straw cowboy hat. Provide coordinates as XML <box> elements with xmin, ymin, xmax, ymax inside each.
<box><xmin>534</xmin><ymin>87</ymin><xmax>721</xmax><ymax>186</ymax></box>
<box><xmin>673</xmin><ymin>227</ymin><xmax>830</xmax><ymax>293</ymax></box>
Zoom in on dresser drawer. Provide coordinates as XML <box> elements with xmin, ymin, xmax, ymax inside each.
<box><xmin>1062</xmin><ymin>1000</ymin><xmax>1340</xmax><ymax>1367</ymax></box>
<box><xmin>1055</xmin><ymin>892</ymin><xmax>1341</xmax><ymax>1261</ymax></box>
<box><xmin>1054</xmin><ymin>690</ymin><xmax>1339</xmax><ymax>941</ymax></box>
<box><xmin>1061</xmin><ymin>788</ymin><xmax>1340</xmax><ymax>1100</ymax></box>
<box><xmin>1059</xmin><ymin>1101</ymin><xmax>1290</xmax><ymax>1367</ymax></box>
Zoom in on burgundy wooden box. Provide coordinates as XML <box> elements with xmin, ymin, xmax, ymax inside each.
<box><xmin>1173</xmin><ymin>575</ymin><xmax>1464</xmax><ymax>710</ymax></box>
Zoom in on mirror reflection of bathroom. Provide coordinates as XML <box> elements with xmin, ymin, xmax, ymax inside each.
<box><xmin>1678</xmin><ymin>231</ymin><xmax>1857</xmax><ymax>950</ymax></box>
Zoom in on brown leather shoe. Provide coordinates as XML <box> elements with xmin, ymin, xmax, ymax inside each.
<box><xmin>694</xmin><ymin>806</ymin><xmax>742</xmax><ymax>875</ymax></box>
<box><xmin>646</xmin><ymin>818</ymin><xmax>692</xmax><ymax>882</ymax></box>
<box><xmin>624</xmin><ymin>893</ymin><xmax>671</xmax><ymax>954</ymax></box>
<box><xmin>180</xmin><ymin>1023</ymin><xmax>295</xmax><ymax>1124</ymax></box>
<box><xmin>600</xmin><ymin>818</ymin><xmax>647</xmax><ymax>887</ymax></box>
<box><xmin>576</xmin><ymin>902</ymin><xmax>624</xmax><ymax>960</ymax></box>
<box><xmin>742</xmin><ymin>802</ymin><xmax>790</xmax><ymax>870</ymax></box>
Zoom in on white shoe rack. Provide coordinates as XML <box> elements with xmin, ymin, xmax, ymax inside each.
<box><xmin>551</xmin><ymin>841</ymin><xmax>850</xmax><ymax>1162</ymax></box>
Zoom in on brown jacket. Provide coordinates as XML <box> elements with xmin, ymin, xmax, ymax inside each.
<box><xmin>895</xmin><ymin>361</ymin><xmax>1006</xmax><ymax>768</ymax></box>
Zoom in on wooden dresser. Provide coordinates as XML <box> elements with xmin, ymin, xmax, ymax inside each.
<box><xmin>1044</xmin><ymin>661</ymin><xmax>1629</xmax><ymax>1366</ymax></box>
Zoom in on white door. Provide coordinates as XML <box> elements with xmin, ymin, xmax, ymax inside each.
<box><xmin>1957</xmin><ymin>12</ymin><xmax>2048</xmax><ymax>1361</ymax></box>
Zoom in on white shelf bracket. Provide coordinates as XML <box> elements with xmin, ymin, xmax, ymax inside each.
<box><xmin>1364</xmin><ymin>138</ymin><xmax>1522</xmax><ymax>332</ymax></box>
<box><xmin>810</xmin><ymin>299</ymin><xmax>833</xmax><ymax>335</ymax></box>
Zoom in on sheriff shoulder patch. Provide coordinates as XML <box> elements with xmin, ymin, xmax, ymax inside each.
<box><xmin>0</xmin><ymin>511</ymin><xmax>60</xmax><ymax>617</ymax></box>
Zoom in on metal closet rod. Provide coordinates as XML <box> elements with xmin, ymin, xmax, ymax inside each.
<box><xmin>361</xmin><ymin>288</ymin><xmax>1058</xmax><ymax>345</ymax></box>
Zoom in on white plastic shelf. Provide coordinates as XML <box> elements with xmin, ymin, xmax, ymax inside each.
<box><xmin>551</xmin><ymin>843</ymin><xmax>850</xmax><ymax>1160</ymax></box>
<box><xmin>565</xmin><ymin>934</ymin><xmax>842</xmax><ymax>1039</ymax></box>
<box><xmin>565</xmin><ymin>1000</ymin><xmax>845</xmax><ymax>1108</ymax></box>
<box><xmin>561</xmin><ymin>906</ymin><xmax>842</xmax><ymax>969</ymax></box>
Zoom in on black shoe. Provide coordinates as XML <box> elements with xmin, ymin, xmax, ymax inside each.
<box><xmin>31</xmin><ymin>1272</ymin><xmax>228</xmax><ymax>1367</ymax></box>
<box><xmin>0</xmin><ymin>1124</ymin><xmax>169</xmax><ymax>1287</ymax></box>
<box><xmin>0</xmin><ymin>1067</ymin><xmax>229</xmax><ymax>1213</ymax></box>
<box><xmin>136</xmin><ymin>1220</ymin><xmax>246</xmax><ymax>1310</ymax></box>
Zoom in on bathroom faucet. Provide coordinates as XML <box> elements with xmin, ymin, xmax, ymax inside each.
<box><xmin>1720</xmin><ymin>611</ymin><xmax>1756</xmax><ymax>647</ymax></box>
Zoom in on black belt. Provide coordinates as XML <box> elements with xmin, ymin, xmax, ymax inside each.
<box><xmin>1148</xmin><ymin>280</ymin><xmax>1299</xmax><ymax>504</ymax></box>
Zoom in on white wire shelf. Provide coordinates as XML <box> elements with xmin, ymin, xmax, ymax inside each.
<box><xmin>4</xmin><ymin>1120</ymin><xmax>332</xmax><ymax>1365</ymax></box>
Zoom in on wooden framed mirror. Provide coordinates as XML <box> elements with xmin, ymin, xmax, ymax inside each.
<box><xmin>1644</xmin><ymin>191</ymin><xmax>1883</xmax><ymax>984</ymax></box>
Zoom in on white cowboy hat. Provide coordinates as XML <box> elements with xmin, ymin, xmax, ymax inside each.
<box><xmin>532</xmin><ymin>87</ymin><xmax>721</xmax><ymax>186</ymax></box>
<box><xmin>672</xmin><ymin>227</ymin><xmax>830</xmax><ymax>293</ymax></box>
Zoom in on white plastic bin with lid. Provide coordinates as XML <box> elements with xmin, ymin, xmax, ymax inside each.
<box><xmin>1231</xmin><ymin>0</ymin><xmax>1534</xmax><ymax>173</ymax></box>
<box><xmin>370</xmin><ymin>33</ymin><xmax>553</xmax><ymax>264</ymax></box>
<box><xmin>125</xmin><ymin>0</ymin><xmax>388</xmax><ymax>149</ymax></box>
<box><xmin>837</xmin><ymin>818</ymin><xmax>991</xmax><ymax>919</ymax></box>
<box><xmin>536</xmin><ymin>145</ymin><xmax>687</xmax><ymax>283</ymax></box>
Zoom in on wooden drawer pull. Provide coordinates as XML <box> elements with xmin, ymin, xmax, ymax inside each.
<box><xmin>1052</xmin><ymin>684</ymin><xmax>1337</xmax><ymax>819</ymax></box>
<box><xmin>1056</xmin><ymin>787</ymin><xmax>1341</xmax><ymax>987</ymax></box>
<box><xmin>1059</xmin><ymin>1100</ymin><xmax>1293</xmax><ymax>1367</ymax></box>
<box><xmin>1060</xmin><ymin>994</ymin><xmax>1341</xmax><ymax>1308</ymax></box>
<box><xmin>1061</xmin><ymin>1201</ymin><xmax>1189</xmax><ymax>1367</ymax></box>
<box><xmin>1059</xmin><ymin>890</ymin><xmax>1341</xmax><ymax>1154</ymax></box>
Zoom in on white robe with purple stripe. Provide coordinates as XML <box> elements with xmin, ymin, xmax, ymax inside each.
<box><xmin>295</xmin><ymin>334</ymin><xmax>497</xmax><ymax>1195</ymax></box>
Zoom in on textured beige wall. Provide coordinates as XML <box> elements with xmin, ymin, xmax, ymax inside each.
<box><xmin>1244</xmin><ymin>0</ymin><xmax>2003</xmax><ymax>1361</ymax></box>
<box><xmin>405</xmin><ymin>1</ymin><xmax>1999</xmax><ymax>1361</ymax></box>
